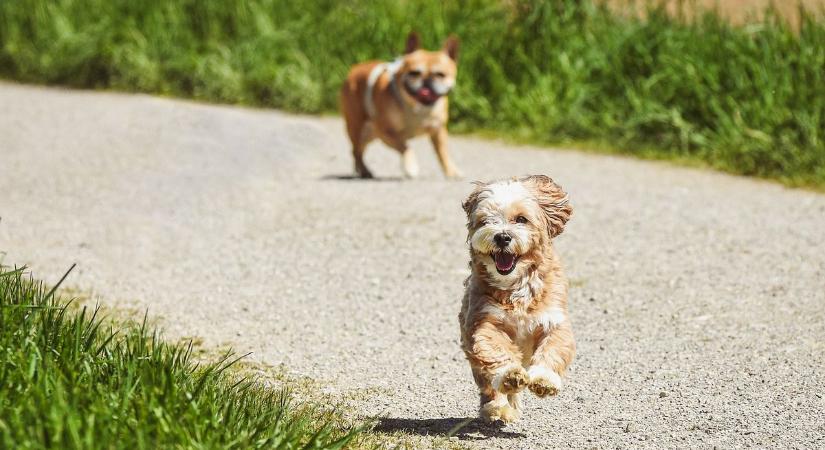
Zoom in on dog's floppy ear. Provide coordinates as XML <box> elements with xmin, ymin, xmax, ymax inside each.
<box><xmin>443</xmin><ymin>35</ymin><xmax>459</xmax><ymax>61</ymax></box>
<box><xmin>404</xmin><ymin>31</ymin><xmax>420</xmax><ymax>54</ymax></box>
<box><xmin>461</xmin><ymin>181</ymin><xmax>487</xmax><ymax>218</ymax></box>
<box><xmin>523</xmin><ymin>175</ymin><xmax>572</xmax><ymax>238</ymax></box>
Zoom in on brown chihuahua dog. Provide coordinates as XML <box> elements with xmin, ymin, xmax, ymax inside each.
<box><xmin>340</xmin><ymin>32</ymin><xmax>461</xmax><ymax>179</ymax></box>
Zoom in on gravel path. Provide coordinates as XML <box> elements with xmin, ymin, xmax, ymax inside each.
<box><xmin>2</xmin><ymin>83</ymin><xmax>824</xmax><ymax>449</ymax></box>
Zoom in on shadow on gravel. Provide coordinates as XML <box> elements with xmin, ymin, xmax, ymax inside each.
<box><xmin>320</xmin><ymin>174</ymin><xmax>404</xmax><ymax>182</ymax></box>
<box><xmin>373</xmin><ymin>417</ymin><xmax>526</xmax><ymax>441</ymax></box>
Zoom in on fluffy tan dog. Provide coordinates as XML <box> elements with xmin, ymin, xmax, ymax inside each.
<box><xmin>458</xmin><ymin>175</ymin><xmax>575</xmax><ymax>424</ymax></box>
<box><xmin>339</xmin><ymin>32</ymin><xmax>461</xmax><ymax>179</ymax></box>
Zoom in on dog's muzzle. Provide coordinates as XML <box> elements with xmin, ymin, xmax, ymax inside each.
<box><xmin>405</xmin><ymin>79</ymin><xmax>447</xmax><ymax>106</ymax></box>
<box><xmin>493</xmin><ymin>232</ymin><xmax>512</xmax><ymax>248</ymax></box>
<box><xmin>492</xmin><ymin>233</ymin><xmax>517</xmax><ymax>274</ymax></box>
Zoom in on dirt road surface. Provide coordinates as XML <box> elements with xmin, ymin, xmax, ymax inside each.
<box><xmin>2</xmin><ymin>83</ymin><xmax>824</xmax><ymax>449</ymax></box>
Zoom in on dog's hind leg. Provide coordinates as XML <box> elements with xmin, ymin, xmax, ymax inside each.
<box><xmin>473</xmin><ymin>369</ymin><xmax>521</xmax><ymax>424</ymax></box>
<box><xmin>480</xmin><ymin>394</ymin><xmax>521</xmax><ymax>424</ymax></box>
<box><xmin>340</xmin><ymin>82</ymin><xmax>374</xmax><ymax>179</ymax></box>
<box><xmin>507</xmin><ymin>392</ymin><xmax>523</xmax><ymax>416</ymax></box>
<box><xmin>350</xmin><ymin>122</ymin><xmax>374</xmax><ymax>178</ymax></box>
<box><xmin>466</xmin><ymin>324</ymin><xmax>526</xmax><ymax>424</ymax></box>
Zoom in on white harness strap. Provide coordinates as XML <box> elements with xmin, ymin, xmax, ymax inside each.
<box><xmin>364</xmin><ymin>58</ymin><xmax>403</xmax><ymax>119</ymax></box>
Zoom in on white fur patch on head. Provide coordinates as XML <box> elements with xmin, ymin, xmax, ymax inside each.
<box><xmin>487</xmin><ymin>181</ymin><xmax>532</xmax><ymax>208</ymax></box>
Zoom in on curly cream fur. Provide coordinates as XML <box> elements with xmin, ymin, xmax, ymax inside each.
<box><xmin>458</xmin><ymin>175</ymin><xmax>576</xmax><ymax>423</ymax></box>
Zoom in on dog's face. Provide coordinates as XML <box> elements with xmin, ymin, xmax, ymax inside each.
<box><xmin>397</xmin><ymin>32</ymin><xmax>458</xmax><ymax>107</ymax></box>
<box><xmin>463</xmin><ymin>176</ymin><xmax>572</xmax><ymax>288</ymax></box>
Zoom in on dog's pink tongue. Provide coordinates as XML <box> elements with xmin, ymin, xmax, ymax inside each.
<box><xmin>494</xmin><ymin>253</ymin><xmax>515</xmax><ymax>271</ymax></box>
<box><xmin>418</xmin><ymin>87</ymin><xmax>435</xmax><ymax>101</ymax></box>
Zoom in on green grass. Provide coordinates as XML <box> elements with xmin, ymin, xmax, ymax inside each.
<box><xmin>0</xmin><ymin>264</ymin><xmax>364</xmax><ymax>449</ymax></box>
<box><xmin>1</xmin><ymin>0</ymin><xmax>824</xmax><ymax>187</ymax></box>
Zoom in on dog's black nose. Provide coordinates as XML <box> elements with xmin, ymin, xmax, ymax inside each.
<box><xmin>494</xmin><ymin>233</ymin><xmax>512</xmax><ymax>248</ymax></box>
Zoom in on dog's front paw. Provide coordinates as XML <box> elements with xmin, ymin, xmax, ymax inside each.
<box><xmin>529</xmin><ymin>378</ymin><xmax>559</xmax><ymax>398</ymax></box>
<box><xmin>493</xmin><ymin>366</ymin><xmax>528</xmax><ymax>394</ymax></box>
<box><xmin>480</xmin><ymin>399</ymin><xmax>521</xmax><ymax>424</ymax></box>
<box><xmin>444</xmin><ymin>167</ymin><xmax>463</xmax><ymax>180</ymax></box>
<box><xmin>527</xmin><ymin>366</ymin><xmax>562</xmax><ymax>398</ymax></box>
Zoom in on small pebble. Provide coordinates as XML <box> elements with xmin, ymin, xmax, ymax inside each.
<box><xmin>625</xmin><ymin>422</ymin><xmax>637</xmax><ymax>433</ymax></box>
<box><xmin>659</xmin><ymin>391</ymin><xmax>668</xmax><ymax>398</ymax></box>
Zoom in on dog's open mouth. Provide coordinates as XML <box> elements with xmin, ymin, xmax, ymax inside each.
<box><xmin>404</xmin><ymin>82</ymin><xmax>441</xmax><ymax>106</ymax></box>
<box><xmin>492</xmin><ymin>252</ymin><xmax>518</xmax><ymax>275</ymax></box>
<box><xmin>414</xmin><ymin>86</ymin><xmax>439</xmax><ymax>105</ymax></box>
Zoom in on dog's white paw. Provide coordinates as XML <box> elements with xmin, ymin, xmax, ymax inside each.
<box><xmin>527</xmin><ymin>365</ymin><xmax>562</xmax><ymax>398</ymax></box>
<box><xmin>491</xmin><ymin>365</ymin><xmax>528</xmax><ymax>394</ymax></box>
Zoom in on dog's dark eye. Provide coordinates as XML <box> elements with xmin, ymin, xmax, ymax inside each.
<box><xmin>433</xmin><ymin>71</ymin><xmax>446</xmax><ymax>78</ymax></box>
<box><xmin>515</xmin><ymin>215</ymin><xmax>529</xmax><ymax>224</ymax></box>
<box><xmin>408</xmin><ymin>70</ymin><xmax>422</xmax><ymax>77</ymax></box>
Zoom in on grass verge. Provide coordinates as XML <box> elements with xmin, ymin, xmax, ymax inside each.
<box><xmin>0</xmin><ymin>264</ymin><xmax>364</xmax><ymax>449</ymax></box>
<box><xmin>1</xmin><ymin>0</ymin><xmax>823</xmax><ymax>187</ymax></box>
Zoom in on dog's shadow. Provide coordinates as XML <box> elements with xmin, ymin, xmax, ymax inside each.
<box><xmin>371</xmin><ymin>416</ymin><xmax>525</xmax><ymax>441</ymax></box>
<box><xmin>320</xmin><ymin>174</ymin><xmax>404</xmax><ymax>182</ymax></box>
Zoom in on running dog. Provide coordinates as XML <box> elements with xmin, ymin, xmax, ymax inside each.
<box><xmin>459</xmin><ymin>175</ymin><xmax>575</xmax><ymax>424</ymax></box>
